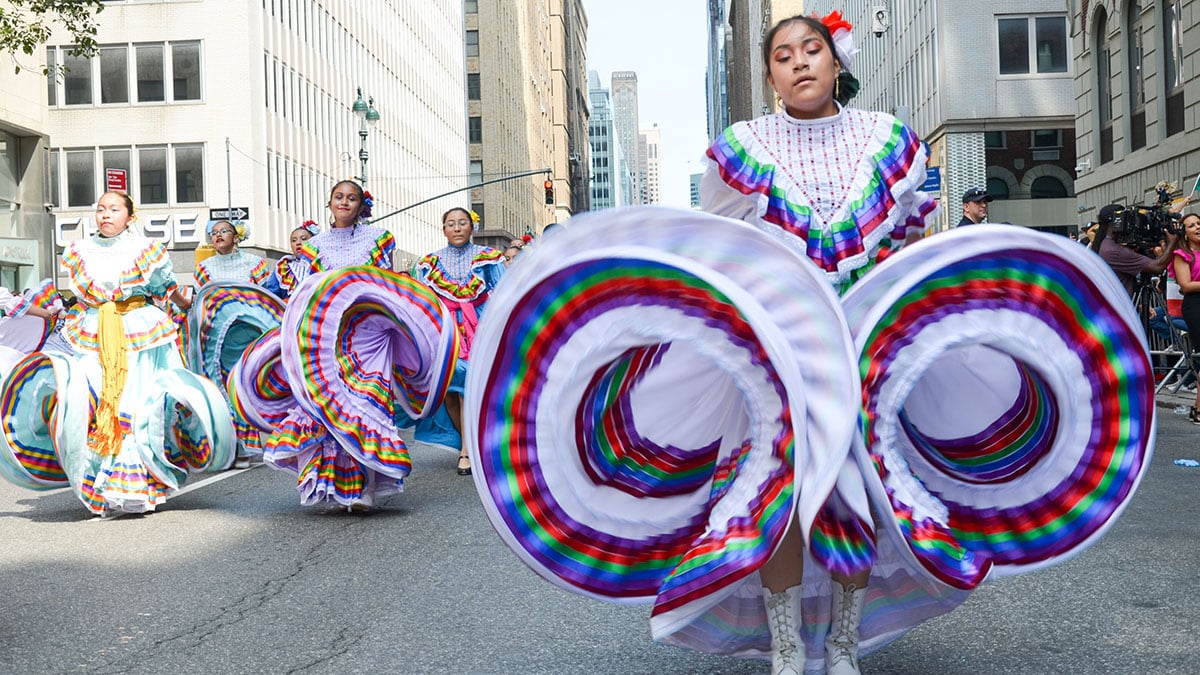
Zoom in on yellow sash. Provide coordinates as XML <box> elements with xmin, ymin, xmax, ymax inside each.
<box><xmin>92</xmin><ymin>296</ymin><xmax>148</xmax><ymax>457</ymax></box>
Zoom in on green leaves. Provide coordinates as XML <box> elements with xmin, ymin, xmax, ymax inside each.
<box><xmin>0</xmin><ymin>0</ymin><xmax>105</xmax><ymax>76</ymax></box>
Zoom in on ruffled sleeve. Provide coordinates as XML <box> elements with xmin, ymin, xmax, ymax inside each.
<box><xmin>297</xmin><ymin>239</ymin><xmax>321</xmax><ymax>273</ymax></box>
<box><xmin>250</xmin><ymin>257</ymin><xmax>271</xmax><ymax>285</ymax></box>
<box><xmin>699</xmin><ymin>162</ymin><xmax>758</xmax><ymax>224</ymax></box>
<box><xmin>370</xmin><ymin>230</ymin><xmax>396</xmax><ymax>270</ymax></box>
<box><xmin>884</xmin><ymin>119</ymin><xmax>939</xmax><ymax>244</ymax></box>
<box><xmin>143</xmin><ymin>241</ymin><xmax>179</xmax><ymax>300</ymax></box>
<box><xmin>194</xmin><ymin>260</ymin><xmax>212</xmax><ymax>287</ymax></box>
<box><xmin>702</xmin><ymin>121</ymin><xmax>774</xmax><ymax>223</ymax></box>
<box><xmin>481</xmin><ymin>251</ymin><xmax>506</xmax><ymax>291</ymax></box>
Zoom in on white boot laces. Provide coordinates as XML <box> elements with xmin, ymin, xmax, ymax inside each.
<box><xmin>827</xmin><ymin>584</ymin><xmax>860</xmax><ymax>669</ymax></box>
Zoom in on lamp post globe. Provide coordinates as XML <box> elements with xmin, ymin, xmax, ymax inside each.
<box><xmin>353</xmin><ymin>87</ymin><xmax>378</xmax><ymax>187</ymax></box>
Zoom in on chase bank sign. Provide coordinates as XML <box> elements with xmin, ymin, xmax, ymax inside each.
<box><xmin>54</xmin><ymin>212</ymin><xmax>206</xmax><ymax>248</ymax></box>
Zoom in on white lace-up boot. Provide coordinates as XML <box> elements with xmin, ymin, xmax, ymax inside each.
<box><xmin>824</xmin><ymin>582</ymin><xmax>867</xmax><ymax>675</ymax></box>
<box><xmin>763</xmin><ymin>586</ymin><xmax>804</xmax><ymax>675</ymax></box>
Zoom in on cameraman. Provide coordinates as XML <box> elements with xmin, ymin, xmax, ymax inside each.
<box><xmin>1090</xmin><ymin>203</ymin><xmax>1178</xmax><ymax>296</ymax></box>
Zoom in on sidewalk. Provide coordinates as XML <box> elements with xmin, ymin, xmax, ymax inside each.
<box><xmin>1155</xmin><ymin>377</ymin><xmax>1196</xmax><ymax>412</ymax></box>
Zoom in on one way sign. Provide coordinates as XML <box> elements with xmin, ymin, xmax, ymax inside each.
<box><xmin>210</xmin><ymin>207</ymin><xmax>250</xmax><ymax>221</ymax></box>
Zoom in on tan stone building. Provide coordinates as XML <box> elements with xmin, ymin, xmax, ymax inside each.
<box><xmin>639</xmin><ymin>124</ymin><xmax>662</xmax><ymax>205</ymax></box>
<box><xmin>467</xmin><ymin>0</ymin><xmax>588</xmax><ymax>247</ymax></box>
<box><xmin>1069</xmin><ymin>0</ymin><xmax>1198</xmax><ymax>226</ymax></box>
<box><xmin>551</xmin><ymin>0</ymin><xmax>591</xmax><ymax>221</ymax></box>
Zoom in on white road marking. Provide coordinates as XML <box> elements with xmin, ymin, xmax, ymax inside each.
<box><xmin>171</xmin><ymin>464</ymin><xmax>260</xmax><ymax>497</ymax></box>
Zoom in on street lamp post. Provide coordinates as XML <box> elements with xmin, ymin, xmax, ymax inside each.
<box><xmin>352</xmin><ymin>87</ymin><xmax>380</xmax><ymax>186</ymax></box>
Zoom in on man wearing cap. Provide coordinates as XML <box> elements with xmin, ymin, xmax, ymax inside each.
<box><xmin>958</xmin><ymin>187</ymin><xmax>993</xmax><ymax>227</ymax></box>
<box><xmin>1091</xmin><ymin>203</ymin><xmax>1177</xmax><ymax>297</ymax></box>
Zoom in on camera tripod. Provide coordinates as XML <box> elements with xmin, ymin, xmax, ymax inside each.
<box><xmin>1130</xmin><ymin>272</ymin><xmax>1196</xmax><ymax>394</ymax></box>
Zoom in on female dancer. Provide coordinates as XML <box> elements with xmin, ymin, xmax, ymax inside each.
<box><xmin>465</xmin><ymin>12</ymin><xmax>1153</xmax><ymax>675</ymax></box>
<box><xmin>194</xmin><ymin>220</ymin><xmax>271</xmax><ymax>287</ymax></box>
<box><xmin>231</xmin><ymin>180</ymin><xmax>456</xmax><ymax>511</ymax></box>
<box><xmin>272</xmin><ymin>221</ymin><xmax>319</xmax><ymax>299</ymax></box>
<box><xmin>297</xmin><ymin>183</ymin><xmax>392</xmax><ymax>271</ymax></box>
<box><xmin>411</xmin><ymin>207</ymin><xmax>505</xmax><ymax>475</ymax></box>
<box><xmin>0</xmin><ymin>191</ymin><xmax>233</xmax><ymax>517</ymax></box>
<box><xmin>188</xmin><ymin>219</ymin><xmax>280</xmax><ymax>468</ymax></box>
<box><xmin>699</xmin><ymin>13</ymin><xmax>932</xmax><ymax>674</ymax></box>
<box><xmin>1171</xmin><ymin>212</ymin><xmax>1200</xmax><ymax>421</ymax></box>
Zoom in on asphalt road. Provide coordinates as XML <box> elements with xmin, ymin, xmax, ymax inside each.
<box><xmin>1</xmin><ymin>408</ymin><xmax>1196</xmax><ymax>675</ymax></box>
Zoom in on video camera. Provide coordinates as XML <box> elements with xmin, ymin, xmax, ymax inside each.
<box><xmin>1108</xmin><ymin>185</ymin><xmax>1183</xmax><ymax>255</ymax></box>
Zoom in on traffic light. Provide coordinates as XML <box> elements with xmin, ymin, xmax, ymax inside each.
<box><xmin>543</xmin><ymin>179</ymin><xmax>554</xmax><ymax>205</ymax></box>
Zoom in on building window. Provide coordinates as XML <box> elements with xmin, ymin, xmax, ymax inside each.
<box><xmin>467</xmin><ymin>73</ymin><xmax>480</xmax><ymax>101</ymax></box>
<box><xmin>1030</xmin><ymin>176</ymin><xmax>1068</xmax><ymax>199</ymax></box>
<box><xmin>136</xmin><ymin>44</ymin><xmax>165</xmax><ymax>102</ymax></box>
<box><xmin>469</xmin><ymin>160</ymin><xmax>482</xmax><ymax>184</ymax></box>
<box><xmin>47</xmin><ymin>149</ymin><xmax>60</xmax><ymax>208</ymax></box>
<box><xmin>102</xmin><ymin>148</ymin><xmax>131</xmax><ymax>187</ymax></box>
<box><xmin>465</xmin><ymin>30</ymin><xmax>479</xmax><ymax>58</ymax></box>
<box><xmin>468</xmin><ymin>116</ymin><xmax>482</xmax><ymax>144</ymax></box>
<box><xmin>998</xmin><ymin>16</ymin><xmax>1068</xmax><ymax>75</ymax></box>
<box><xmin>1162</xmin><ymin>0</ymin><xmax>1184</xmax><ymax>137</ymax></box>
<box><xmin>174</xmin><ymin>144</ymin><xmax>204</xmax><ymax>203</ymax></box>
<box><xmin>99</xmin><ymin>46</ymin><xmax>129</xmax><ymax>104</ymax></box>
<box><xmin>63</xmin><ymin>50</ymin><xmax>93</xmax><ymax>105</ymax></box>
<box><xmin>1095</xmin><ymin>10</ymin><xmax>1114</xmax><ymax>165</ymax></box>
<box><xmin>986</xmin><ymin>177</ymin><xmax>1010</xmax><ymax>200</ymax></box>
<box><xmin>470</xmin><ymin>202</ymin><xmax>485</xmax><ymax>226</ymax></box>
<box><xmin>51</xmin><ymin>40</ymin><xmax>203</xmax><ymax>108</ymax></box>
<box><xmin>464</xmin><ymin>0</ymin><xmax>478</xmax><ymax>13</ymax></box>
<box><xmin>984</xmin><ymin>131</ymin><xmax>1006</xmax><ymax>149</ymax></box>
<box><xmin>1127</xmin><ymin>0</ymin><xmax>1146</xmax><ymax>151</ymax></box>
<box><xmin>172</xmin><ymin>42</ymin><xmax>201</xmax><ymax>101</ymax></box>
<box><xmin>66</xmin><ymin>149</ymin><xmax>95</xmax><ymax>207</ymax></box>
<box><xmin>46</xmin><ymin>48</ymin><xmax>56</xmax><ymax>106</ymax></box>
<box><xmin>139</xmin><ymin>146</ymin><xmax>168</xmax><ymax>204</ymax></box>
<box><xmin>1031</xmin><ymin>130</ymin><xmax>1062</xmax><ymax>148</ymax></box>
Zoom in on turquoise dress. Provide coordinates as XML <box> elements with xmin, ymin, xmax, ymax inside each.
<box><xmin>406</xmin><ymin>242</ymin><xmax>506</xmax><ymax>449</ymax></box>
<box><xmin>0</xmin><ymin>228</ymin><xmax>234</xmax><ymax>516</ymax></box>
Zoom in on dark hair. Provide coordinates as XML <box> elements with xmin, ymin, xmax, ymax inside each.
<box><xmin>100</xmin><ymin>190</ymin><xmax>135</xmax><ymax>215</ymax></box>
<box><xmin>1181</xmin><ymin>213</ymin><xmax>1200</xmax><ymax>253</ymax></box>
<box><xmin>762</xmin><ymin>15</ymin><xmax>860</xmax><ymax>107</ymax></box>
<box><xmin>442</xmin><ymin>207</ymin><xmax>472</xmax><ymax>224</ymax></box>
<box><xmin>330</xmin><ymin>180</ymin><xmax>363</xmax><ymax>201</ymax></box>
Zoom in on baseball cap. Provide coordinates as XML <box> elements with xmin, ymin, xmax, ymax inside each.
<box><xmin>1098</xmin><ymin>204</ymin><xmax>1124</xmax><ymax>226</ymax></box>
<box><xmin>962</xmin><ymin>187</ymin><xmax>993</xmax><ymax>203</ymax></box>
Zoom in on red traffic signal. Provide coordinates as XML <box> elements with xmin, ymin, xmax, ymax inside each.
<box><xmin>543</xmin><ymin>179</ymin><xmax>554</xmax><ymax>205</ymax></box>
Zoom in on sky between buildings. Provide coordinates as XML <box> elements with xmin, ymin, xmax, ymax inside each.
<box><xmin>583</xmin><ymin>0</ymin><xmax>709</xmax><ymax>208</ymax></box>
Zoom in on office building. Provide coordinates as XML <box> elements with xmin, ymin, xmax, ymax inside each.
<box><xmin>44</xmin><ymin>0</ymin><xmax>470</xmax><ymax>276</ymax></box>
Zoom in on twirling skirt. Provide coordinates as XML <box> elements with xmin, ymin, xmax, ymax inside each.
<box><xmin>229</xmin><ymin>266</ymin><xmax>458</xmax><ymax>506</ymax></box>
<box><xmin>186</xmin><ymin>281</ymin><xmax>285</xmax><ymax>457</ymax></box>
<box><xmin>0</xmin><ymin>341</ymin><xmax>235</xmax><ymax>515</ymax></box>
<box><xmin>465</xmin><ymin>209</ymin><xmax>1154</xmax><ymax>668</ymax></box>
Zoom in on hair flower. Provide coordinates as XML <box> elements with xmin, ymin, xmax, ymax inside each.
<box><xmin>360</xmin><ymin>190</ymin><xmax>375</xmax><ymax>219</ymax></box>
<box><xmin>819</xmin><ymin>10</ymin><xmax>859</xmax><ymax>72</ymax></box>
<box><xmin>469</xmin><ymin>210</ymin><xmax>481</xmax><ymax>225</ymax></box>
<box><xmin>301</xmin><ymin>219</ymin><xmax>320</xmax><ymax>235</ymax></box>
